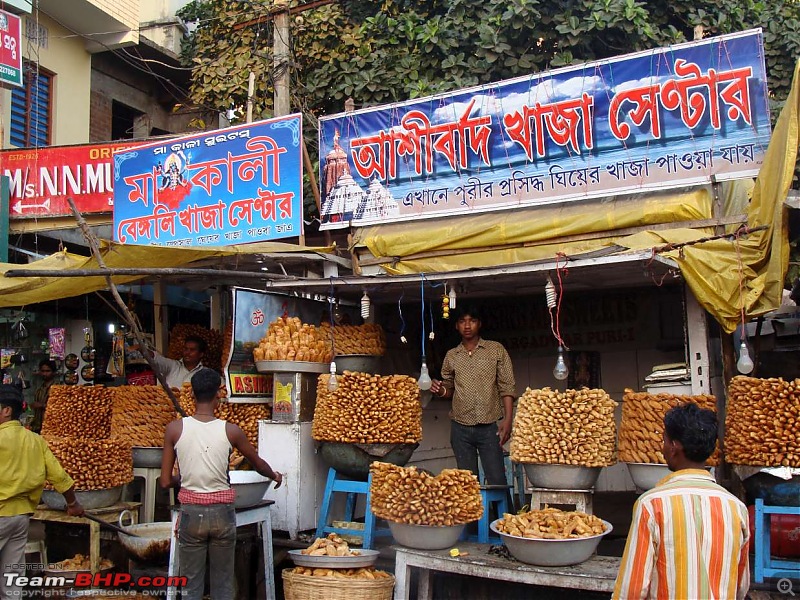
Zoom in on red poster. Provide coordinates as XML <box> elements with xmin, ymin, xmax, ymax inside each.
<box><xmin>0</xmin><ymin>141</ymin><xmax>139</xmax><ymax>218</ymax></box>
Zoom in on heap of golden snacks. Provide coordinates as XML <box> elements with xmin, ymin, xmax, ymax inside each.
<box><xmin>168</xmin><ymin>323</ymin><xmax>224</xmax><ymax>372</ymax></box>
<box><xmin>320</xmin><ymin>323</ymin><xmax>386</xmax><ymax>356</ymax></box>
<box><xmin>494</xmin><ymin>507</ymin><xmax>606</xmax><ymax>539</ymax></box>
<box><xmin>54</xmin><ymin>554</ymin><xmax>113</xmax><ymax>571</ymax></box>
<box><xmin>253</xmin><ymin>316</ymin><xmax>332</xmax><ymax>363</ymax></box>
<box><xmin>618</xmin><ymin>390</ymin><xmax>719</xmax><ymax>465</ymax></box>
<box><xmin>42</xmin><ymin>386</ymin><xmax>132</xmax><ymax>490</ymax></box>
<box><xmin>42</xmin><ymin>386</ymin><xmax>113</xmax><ymax>438</ymax></box>
<box><xmin>302</xmin><ymin>534</ymin><xmax>361</xmax><ymax>557</ymax></box>
<box><xmin>290</xmin><ymin>567</ymin><xmax>390</xmax><ymax>579</ymax></box>
<box><xmin>510</xmin><ymin>387</ymin><xmax>617</xmax><ymax>467</ymax></box>
<box><xmin>370</xmin><ymin>462</ymin><xmax>483</xmax><ymax>526</ymax></box>
<box><xmin>110</xmin><ymin>386</ymin><xmax>175</xmax><ymax>447</ymax></box>
<box><xmin>312</xmin><ymin>372</ymin><xmax>421</xmax><ymax>444</ymax></box>
<box><xmin>725</xmin><ymin>376</ymin><xmax>799</xmax><ymax>467</ymax></box>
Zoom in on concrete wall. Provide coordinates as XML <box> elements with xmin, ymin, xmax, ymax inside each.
<box><xmin>1</xmin><ymin>13</ymin><xmax>92</xmax><ymax>147</ymax></box>
<box><xmin>90</xmin><ymin>0</ymin><xmax>139</xmax><ymax>30</ymax></box>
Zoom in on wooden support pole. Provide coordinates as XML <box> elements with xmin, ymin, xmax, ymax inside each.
<box><xmin>67</xmin><ymin>197</ymin><xmax>186</xmax><ymax>417</ymax></box>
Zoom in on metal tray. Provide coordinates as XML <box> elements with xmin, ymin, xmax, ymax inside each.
<box><xmin>288</xmin><ymin>549</ymin><xmax>380</xmax><ymax>568</ymax></box>
<box><xmin>255</xmin><ymin>360</ymin><xmax>328</xmax><ymax>374</ymax></box>
<box><xmin>45</xmin><ymin>564</ymin><xmax>114</xmax><ymax>581</ymax></box>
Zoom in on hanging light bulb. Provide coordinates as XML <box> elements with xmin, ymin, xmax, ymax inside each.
<box><xmin>736</xmin><ymin>341</ymin><xmax>754</xmax><ymax>374</ymax></box>
<box><xmin>545</xmin><ymin>276</ymin><xmax>557</xmax><ymax>309</ymax></box>
<box><xmin>327</xmin><ymin>361</ymin><xmax>339</xmax><ymax>391</ymax></box>
<box><xmin>417</xmin><ymin>358</ymin><xmax>432</xmax><ymax>391</ymax></box>
<box><xmin>448</xmin><ymin>287</ymin><xmax>457</xmax><ymax>310</ymax></box>
<box><xmin>360</xmin><ymin>291</ymin><xmax>371</xmax><ymax>319</ymax></box>
<box><xmin>553</xmin><ymin>346</ymin><xmax>569</xmax><ymax>381</ymax></box>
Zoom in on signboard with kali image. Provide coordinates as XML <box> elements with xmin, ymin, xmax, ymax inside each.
<box><xmin>113</xmin><ymin>116</ymin><xmax>303</xmax><ymax>247</ymax></box>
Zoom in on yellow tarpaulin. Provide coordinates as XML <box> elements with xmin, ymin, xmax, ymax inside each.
<box><xmin>621</xmin><ymin>60</ymin><xmax>799</xmax><ymax>333</ymax></box>
<box><xmin>356</xmin><ymin>61</ymin><xmax>800</xmax><ymax>334</ymax></box>
<box><xmin>0</xmin><ymin>241</ymin><xmax>330</xmax><ymax>308</ymax></box>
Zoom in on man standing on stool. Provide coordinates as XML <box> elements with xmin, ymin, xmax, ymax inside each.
<box><xmin>431</xmin><ymin>305</ymin><xmax>515</xmax><ymax>486</ymax></box>
<box><xmin>160</xmin><ymin>368</ymin><xmax>283</xmax><ymax>600</ymax></box>
<box><xmin>613</xmin><ymin>403</ymin><xmax>750</xmax><ymax>600</ymax></box>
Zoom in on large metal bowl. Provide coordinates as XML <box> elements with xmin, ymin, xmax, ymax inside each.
<box><xmin>387</xmin><ymin>521</ymin><xmax>466</xmax><ymax>550</ymax></box>
<box><xmin>490</xmin><ymin>519</ymin><xmax>613</xmax><ymax>566</ymax></box>
<box><xmin>318</xmin><ymin>441</ymin><xmax>419</xmax><ymax>480</ymax></box>
<box><xmin>523</xmin><ymin>464</ymin><xmax>602</xmax><ymax>490</ymax></box>
<box><xmin>334</xmin><ymin>355</ymin><xmax>382</xmax><ymax>374</ymax></box>
<box><xmin>40</xmin><ymin>486</ymin><xmax>123</xmax><ymax>510</ymax></box>
<box><xmin>229</xmin><ymin>470</ymin><xmax>273</xmax><ymax>508</ymax></box>
<box><xmin>625</xmin><ymin>463</ymin><xmax>672</xmax><ymax>491</ymax></box>
<box><xmin>132</xmin><ymin>446</ymin><xmax>163</xmax><ymax>469</ymax></box>
<box><xmin>118</xmin><ymin>522</ymin><xmax>173</xmax><ymax>564</ymax></box>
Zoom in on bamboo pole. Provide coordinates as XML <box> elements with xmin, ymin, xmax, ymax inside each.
<box><xmin>67</xmin><ymin>197</ymin><xmax>186</xmax><ymax>417</ymax></box>
<box><xmin>4</xmin><ymin>267</ymin><xmax>294</xmax><ymax>279</ymax></box>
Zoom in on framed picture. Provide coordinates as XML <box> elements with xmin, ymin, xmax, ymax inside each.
<box><xmin>568</xmin><ymin>351</ymin><xmax>601</xmax><ymax>389</ymax></box>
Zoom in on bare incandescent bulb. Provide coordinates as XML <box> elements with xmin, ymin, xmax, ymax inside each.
<box><xmin>417</xmin><ymin>358</ymin><xmax>432</xmax><ymax>391</ymax></box>
<box><xmin>327</xmin><ymin>361</ymin><xmax>338</xmax><ymax>390</ymax></box>
<box><xmin>553</xmin><ymin>346</ymin><xmax>569</xmax><ymax>381</ymax></box>
<box><xmin>736</xmin><ymin>341</ymin><xmax>754</xmax><ymax>374</ymax></box>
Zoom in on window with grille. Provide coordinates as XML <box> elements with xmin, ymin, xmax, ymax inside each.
<box><xmin>10</xmin><ymin>63</ymin><xmax>53</xmax><ymax>148</ymax></box>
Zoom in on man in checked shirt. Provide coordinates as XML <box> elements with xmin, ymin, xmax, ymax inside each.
<box><xmin>431</xmin><ymin>305</ymin><xmax>516</xmax><ymax>486</ymax></box>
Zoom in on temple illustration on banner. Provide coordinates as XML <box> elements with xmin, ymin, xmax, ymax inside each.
<box><xmin>321</xmin><ymin>131</ymin><xmax>398</xmax><ymax>225</ymax></box>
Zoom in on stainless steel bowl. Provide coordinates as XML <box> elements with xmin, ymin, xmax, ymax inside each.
<box><xmin>490</xmin><ymin>519</ymin><xmax>613</xmax><ymax>566</ymax></box>
<box><xmin>387</xmin><ymin>521</ymin><xmax>466</xmax><ymax>550</ymax></box>
<box><xmin>626</xmin><ymin>462</ymin><xmax>671</xmax><ymax>491</ymax></box>
<box><xmin>334</xmin><ymin>355</ymin><xmax>382</xmax><ymax>374</ymax></box>
<box><xmin>523</xmin><ymin>464</ymin><xmax>602</xmax><ymax>490</ymax></box>
<box><xmin>229</xmin><ymin>470</ymin><xmax>273</xmax><ymax>508</ymax></box>
<box><xmin>132</xmin><ymin>446</ymin><xmax>164</xmax><ymax>469</ymax></box>
<box><xmin>41</xmin><ymin>486</ymin><xmax>123</xmax><ymax>510</ymax></box>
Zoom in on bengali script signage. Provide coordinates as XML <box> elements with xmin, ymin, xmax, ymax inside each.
<box><xmin>0</xmin><ymin>10</ymin><xmax>22</xmax><ymax>87</ymax></box>
<box><xmin>318</xmin><ymin>29</ymin><xmax>770</xmax><ymax>230</ymax></box>
<box><xmin>113</xmin><ymin>116</ymin><xmax>303</xmax><ymax>246</ymax></box>
<box><xmin>0</xmin><ymin>142</ymin><xmax>138</xmax><ymax>218</ymax></box>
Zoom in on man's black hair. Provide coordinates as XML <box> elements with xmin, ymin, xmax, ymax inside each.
<box><xmin>184</xmin><ymin>335</ymin><xmax>207</xmax><ymax>354</ymax></box>
<box><xmin>664</xmin><ymin>402</ymin><xmax>718</xmax><ymax>462</ymax></box>
<box><xmin>191</xmin><ymin>368</ymin><xmax>221</xmax><ymax>403</ymax></box>
<box><xmin>455</xmin><ymin>304</ymin><xmax>483</xmax><ymax>323</ymax></box>
<box><xmin>0</xmin><ymin>384</ymin><xmax>25</xmax><ymax>420</ymax></box>
<box><xmin>39</xmin><ymin>359</ymin><xmax>57</xmax><ymax>372</ymax></box>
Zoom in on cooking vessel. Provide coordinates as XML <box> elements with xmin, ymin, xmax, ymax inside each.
<box><xmin>116</xmin><ymin>509</ymin><xmax>173</xmax><ymax>564</ymax></box>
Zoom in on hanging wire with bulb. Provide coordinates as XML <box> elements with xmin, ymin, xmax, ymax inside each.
<box><xmin>327</xmin><ymin>277</ymin><xmax>339</xmax><ymax>391</ymax></box>
<box><xmin>547</xmin><ymin>254</ymin><xmax>570</xmax><ymax>381</ymax></box>
<box><xmin>417</xmin><ymin>274</ymin><xmax>432</xmax><ymax>392</ymax></box>
<box><xmin>733</xmin><ymin>232</ymin><xmax>754</xmax><ymax>374</ymax></box>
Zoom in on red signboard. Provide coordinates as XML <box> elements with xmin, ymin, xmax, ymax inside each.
<box><xmin>0</xmin><ymin>10</ymin><xmax>22</xmax><ymax>88</ymax></box>
<box><xmin>0</xmin><ymin>142</ymin><xmax>138</xmax><ymax>218</ymax></box>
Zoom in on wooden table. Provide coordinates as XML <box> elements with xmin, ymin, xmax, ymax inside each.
<box><xmin>166</xmin><ymin>500</ymin><xmax>275</xmax><ymax>600</ymax></box>
<box><xmin>393</xmin><ymin>542</ymin><xmax>620</xmax><ymax>599</ymax></box>
<box><xmin>32</xmin><ymin>501</ymin><xmax>142</xmax><ymax>575</ymax></box>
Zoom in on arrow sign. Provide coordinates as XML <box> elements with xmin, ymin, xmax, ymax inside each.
<box><xmin>12</xmin><ymin>198</ymin><xmax>50</xmax><ymax>214</ymax></box>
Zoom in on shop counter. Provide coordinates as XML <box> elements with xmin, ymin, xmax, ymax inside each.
<box><xmin>393</xmin><ymin>542</ymin><xmax>620</xmax><ymax>599</ymax></box>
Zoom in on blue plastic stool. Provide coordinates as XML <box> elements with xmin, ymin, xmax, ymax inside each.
<box><xmin>470</xmin><ymin>485</ymin><xmax>511</xmax><ymax>544</ymax></box>
<box><xmin>754</xmin><ymin>498</ymin><xmax>800</xmax><ymax>583</ymax></box>
<box><xmin>315</xmin><ymin>468</ymin><xmax>390</xmax><ymax>549</ymax></box>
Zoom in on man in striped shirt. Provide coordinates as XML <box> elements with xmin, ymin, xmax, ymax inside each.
<box><xmin>613</xmin><ymin>403</ymin><xmax>750</xmax><ymax>599</ymax></box>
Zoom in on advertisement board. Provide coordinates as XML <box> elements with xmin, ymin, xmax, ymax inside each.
<box><xmin>318</xmin><ymin>29</ymin><xmax>770</xmax><ymax>230</ymax></box>
<box><xmin>0</xmin><ymin>10</ymin><xmax>22</xmax><ymax>88</ymax></box>
<box><xmin>113</xmin><ymin>116</ymin><xmax>303</xmax><ymax>247</ymax></box>
<box><xmin>0</xmin><ymin>142</ymin><xmax>137</xmax><ymax>218</ymax></box>
<box><xmin>226</xmin><ymin>288</ymin><xmax>332</xmax><ymax>402</ymax></box>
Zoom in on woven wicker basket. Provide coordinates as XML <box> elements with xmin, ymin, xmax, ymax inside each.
<box><xmin>282</xmin><ymin>569</ymin><xmax>395</xmax><ymax>600</ymax></box>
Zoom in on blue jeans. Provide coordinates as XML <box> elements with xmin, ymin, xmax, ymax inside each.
<box><xmin>178</xmin><ymin>503</ymin><xmax>236</xmax><ymax>600</ymax></box>
<box><xmin>450</xmin><ymin>421</ymin><xmax>507</xmax><ymax>486</ymax></box>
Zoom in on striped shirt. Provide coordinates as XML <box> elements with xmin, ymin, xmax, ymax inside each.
<box><xmin>612</xmin><ymin>469</ymin><xmax>750</xmax><ymax>600</ymax></box>
<box><xmin>440</xmin><ymin>338</ymin><xmax>515</xmax><ymax>426</ymax></box>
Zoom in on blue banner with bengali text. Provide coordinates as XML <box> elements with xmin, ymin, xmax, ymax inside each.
<box><xmin>113</xmin><ymin>115</ymin><xmax>303</xmax><ymax>246</ymax></box>
<box><xmin>318</xmin><ymin>30</ymin><xmax>770</xmax><ymax>230</ymax></box>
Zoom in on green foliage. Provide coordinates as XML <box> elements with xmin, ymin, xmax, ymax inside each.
<box><xmin>178</xmin><ymin>0</ymin><xmax>799</xmax><ymax>232</ymax></box>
